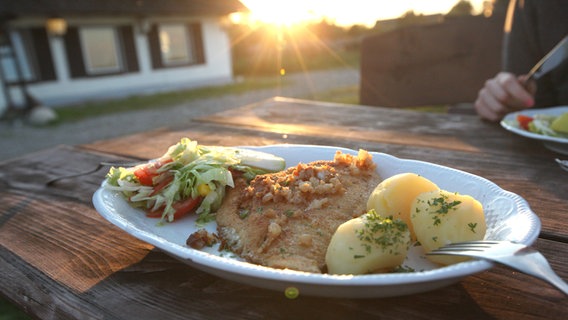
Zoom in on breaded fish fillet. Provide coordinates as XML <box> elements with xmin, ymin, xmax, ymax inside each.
<box><xmin>216</xmin><ymin>150</ymin><xmax>382</xmax><ymax>273</ymax></box>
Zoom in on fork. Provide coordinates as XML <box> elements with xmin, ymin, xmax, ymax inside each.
<box><xmin>428</xmin><ymin>240</ymin><xmax>568</xmax><ymax>296</ymax></box>
<box><xmin>556</xmin><ymin>158</ymin><xmax>568</xmax><ymax>172</ymax></box>
<box><xmin>46</xmin><ymin>160</ymin><xmax>145</xmax><ymax>186</ymax></box>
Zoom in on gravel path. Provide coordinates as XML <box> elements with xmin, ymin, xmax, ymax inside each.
<box><xmin>0</xmin><ymin>68</ymin><xmax>359</xmax><ymax>161</ymax></box>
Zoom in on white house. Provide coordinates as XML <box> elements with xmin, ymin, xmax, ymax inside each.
<box><xmin>0</xmin><ymin>0</ymin><xmax>247</xmax><ymax>117</ymax></box>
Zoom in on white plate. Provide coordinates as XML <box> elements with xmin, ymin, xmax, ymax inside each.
<box><xmin>501</xmin><ymin>106</ymin><xmax>568</xmax><ymax>155</ymax></box>
<box><xmin>92</xmin><ymin>145</ymin><xmax>540</xmax><ymax>298</ymax></box>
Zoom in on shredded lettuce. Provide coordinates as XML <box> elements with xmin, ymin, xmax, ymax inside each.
<box><xmin>104</xmin><ymin>138</ymin><xmax>284</xmax><ymax>224</ymax></box>
<box><xmin>527</xmin><ymin>114</ymin><xmax>568</xmax><ymax>138</ymax></box>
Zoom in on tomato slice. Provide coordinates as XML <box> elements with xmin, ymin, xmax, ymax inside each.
<box><xmin>517</xmin><ymin>114</ymin><xmax>533</xmax><ymax>131</ymax></box>
<box><xmin>133</xmin><ymin>158</ymin><xmax>173</xmax><ymax>186</ymax></box>
<box><xmin>134</xmin><ymin>167</ymin><xmax>155</xmax><ymax>186</ymax></box>
<box><xmin>147</xmin><ymin>196</ymin><xmax>203</xmax><ymax>220</ymax></box>
<box><xmin>150</xmin><ymin>176</ymin><xmax>174</xmax><ymax>196</ymax></box>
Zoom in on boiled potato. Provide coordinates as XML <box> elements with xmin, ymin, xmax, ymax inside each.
<box><xmin>411</xmin><ymin>190</ymin><xmax>486</xmax><ymax>265</ymax></box>
<box><xmin>326</xmin><ymin>210</ymin><xmax>411</xmax><ymax>275</ymax></box>
<box><xmin>367</xmin><ymin>173</ymin><xmax>439</xmax><ymax>240</ymax></box>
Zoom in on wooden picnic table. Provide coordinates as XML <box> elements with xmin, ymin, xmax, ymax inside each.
<box><xmin>1</xmin><ymin>97</ymin><xmax>566</xmax><ymax>319</ymax></box>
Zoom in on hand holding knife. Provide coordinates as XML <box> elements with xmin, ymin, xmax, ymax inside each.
<box><xmin>525</xmin><ymin>35</ymin><xmax>568</xmax><ymax>83</ymax></box>
<box><xmin>474</xmin><ymin>35</ymin><xmax>568</xmax><ymax>122</ymax></box>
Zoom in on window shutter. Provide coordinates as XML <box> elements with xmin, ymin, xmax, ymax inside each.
<box><xmin>147</xmin><ymin>24</ymin><xmax>163</xmax><ymax>69</ymax></box>
<box><xmin>190</xmin><ymin>23</ymin><xmax>205</xmax><ymax>64</ymax></box>
<box><xmin>30</xmin><ymin>28</ymin><xmax>56</xmax><ymax>81</ymax></box>
<box><xmin>63</xmin><ymin>27</ymin><xmax>87</xmax><ymax>78</ymax></box>
<box><xmin>120</xmin><ymin>26</ymin><xmax>139</xmax><ymax>73</ymax></box>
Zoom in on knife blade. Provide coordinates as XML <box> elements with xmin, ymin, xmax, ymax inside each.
<box><xmin>527</xmin><ymin>35</ymin><xmax>568</xmax><ymax>80</ymax></box>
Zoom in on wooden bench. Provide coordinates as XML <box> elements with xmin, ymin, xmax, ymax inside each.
<box><xmin>360</xmin><ymin>15</ymin><xmax>505</xmax><ymax>109</ymax></box>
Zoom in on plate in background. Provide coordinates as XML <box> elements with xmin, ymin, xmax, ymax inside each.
<box><xmin>501</xmin><ymin>106</ymin><xmax>568</xmax><ymax>155</ymax></box>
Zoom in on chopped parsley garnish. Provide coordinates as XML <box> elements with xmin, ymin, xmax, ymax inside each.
<box><xmin>427</xmin><ymin>194</ymin><xmax>462</xmax><ymax>226</ymax></box>
<box><xmin>468</xmin><ymin>222</ymin><xmax>478</xmax><ymax>233</ymax></box>
<box><xmin>355</xmin><ymin>210</ymin><xmax>408</xmax><ymax>254</ymax></box>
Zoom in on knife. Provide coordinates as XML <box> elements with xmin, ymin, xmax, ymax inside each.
<box><xmin>527</xmin><ymin>35</ymin><xmax>568</xmax><ymax>81</ymax></box>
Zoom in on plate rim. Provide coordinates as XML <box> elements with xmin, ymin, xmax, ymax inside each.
<box><xmin>500</xmin><ymin>105</ymin><xmax>568</xmax><ymax>144</ymax></box>
<box><xmin>92</xmin><ymin>144</ymin><xmax>541</xmax><ymax>296</ymax></box>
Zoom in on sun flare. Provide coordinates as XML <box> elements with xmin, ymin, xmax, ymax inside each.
<box><xmin>231</xmin><ymin>0</ymin><xmax>488</xmax><ymax>81</ymax></box>
<box><xmin>239</xmin><ymin>0</ymin><xmax>317</xmax><ymax>26</ymax></box>
<box><xmin>239</xmin><ymin>0</ymin><xmax>487</xmax><ymax>27</ymax></box>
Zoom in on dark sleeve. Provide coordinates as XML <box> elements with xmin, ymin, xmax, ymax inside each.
<box><xmin>503</xmin><ymin>0</ymin><xmax>568</xmax><ymax>107</ymax></box>
<box><xmin>502</xmin><ymin>0</ymin><xmax>538</xmax><ymax>74</ymax></box>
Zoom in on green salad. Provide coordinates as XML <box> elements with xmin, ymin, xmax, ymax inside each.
<box><xmin>104</xmin><ymin>138</ymin><xmax>285</xmax><ymax>224</ymax></box>
<box><xmin>515</xmin><ymin>112</ymin><xmax>568</xmax><ymax>138</ymax></box>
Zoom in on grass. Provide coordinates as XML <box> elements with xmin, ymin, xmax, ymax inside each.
<box><xmin>53</xmin><ymin>76</ymin><xmax>290</xmax><ymax>125</ymax></box>
<box><xmin>0</xmin><ymin>298</ymin><xmax>30</xmax><ymax>320</ymax></box>
<box><xmin>48</xmin><ymin>73</ymin><xmax>449</xmax><ymax>127</ymax></box>
<box><xmin>233</xmin><ymin>48</ymin><xmax>360</xmax><ymax>77</ymax></box>
<box><xmin>49</xmin><ymin>47</ymin><xmax>361</xmax><ymax>126</ymax></box>
<box><xmin>312</xmin><ymin>84</ymin><xmax>360</xmax><ymax>105</ymax></box>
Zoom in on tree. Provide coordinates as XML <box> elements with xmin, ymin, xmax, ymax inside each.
<box><xmin>447</xmin><ymin>0</ymin><xmax>474</xmax><ymax>16</ymax></box>
<box><xmin>398</xmin><ymin>10</ymin><xmax>424</xmax><ymax>28</ymax></box>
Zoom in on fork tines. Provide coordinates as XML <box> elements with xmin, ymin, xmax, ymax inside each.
<box><xmin>443</xmin><ymin>240</ymin><xmax>500</xmax><ymax>247</ymax></box>
<box><xmin>427</xmin><ymin>240</ymin><xmax>503</xmax><ymax>254</ymax></box>
<box><xmin>556</xmin><ymin>158</ymin><xmax>568</xmax><ymax>172</ymax></box>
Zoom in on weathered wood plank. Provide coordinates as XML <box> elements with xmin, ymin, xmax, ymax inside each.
<box><xmin>2</xmin><ymin>99</ymin><xmax>567</xmax><ymax>319</ymax></box>
<box><xmin>82</xmin><ymin>121</ymin><xmax>568</xmax><ymax>241</ymax></box>
<box><xmin>196</xmin><ymin>97</ymin><xmax>557</xmax><ymax>157</ymax></box>
<box><xmin>2</xmin><ymin>224</ymin><xmax>566</xmax><ymax>320</ymax></box>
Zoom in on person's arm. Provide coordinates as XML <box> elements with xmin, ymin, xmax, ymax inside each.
<box><xmin>474</xmin><ymin>72</ymin><xmax>535</xmax><ymax>121</ymax></box>
<box><xmin>474</xmin><ymin>0</ymin><xmax>537</xmax><ymax>121</ymax></box>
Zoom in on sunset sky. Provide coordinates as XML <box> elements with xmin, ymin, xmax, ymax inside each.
<box><xmin>239</xmin><ymin>0</ymin><xmax>487</xmax><ymax>26</ymax></box>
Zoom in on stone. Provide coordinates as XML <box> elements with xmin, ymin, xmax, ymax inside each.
<box><xmin>27</xmin><ymin>106</ymin><xmax>58</xmax><ymax>125</ymax></box>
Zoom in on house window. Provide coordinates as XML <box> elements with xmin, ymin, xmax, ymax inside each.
<box><xmin>159</xmin><ymin>24</ymin><xmax>194</xmax><ymax>66</ymax></box>
<box><xmin>79</xmin><ymin>27</ymin><xmax>123</xmax><ymax>74</ymax></box>
<box><xmin>149</xmin><ymin>23</ymin><xmax>205</xmax><ymax>69</ymax></box>
<box><xmin>64</xmin><ymin>25</ymin><xmax>139</xmax><ymax>79</ymax></box>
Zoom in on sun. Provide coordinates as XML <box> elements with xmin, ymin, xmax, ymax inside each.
<box><xmin>239</xmin><ymin>0</ymin><xmax>317</xmax><ymax>26</ymax></box>
<box><xmin>238</xmin><ymin>0</ymin><xmax>488</xmax><ymax>27</ymax></box>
